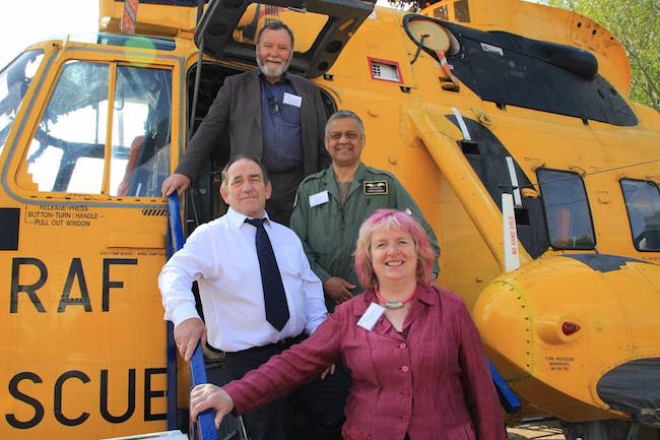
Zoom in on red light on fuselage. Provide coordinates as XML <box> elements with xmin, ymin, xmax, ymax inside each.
<box><xmin>562</xmin><ymin>322</ymin><xmax>581</xmax><ymax>336</ymax></box>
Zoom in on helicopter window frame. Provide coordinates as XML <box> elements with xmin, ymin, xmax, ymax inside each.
<box><xmin>620</xmin><ymin>179</ymin><xmax>660</xmax><ymax>252</ymax></box>
<box><xmin>15</xmin><ymin>58</ymin><xmax>173</xmax><ymax>200</ymax></box>
<box><xmin>20</xmin><ymin>60</ymin><xmax>111</xmax><ymax>195</ymax></box>
<box><xmin>536</xmin><ymin>168</ymin><xmax>596</xmax><ymax>250</ymax></box>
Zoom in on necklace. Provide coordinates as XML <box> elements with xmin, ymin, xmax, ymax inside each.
<box><xmin>375</xmin><ymin>289</ymin><xmax>416</xmax><ymax>309</ymax></box>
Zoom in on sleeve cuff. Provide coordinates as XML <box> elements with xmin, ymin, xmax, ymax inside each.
<box><xmin>315</xmin><ymin>269</ymin><xmax>331</xmax><ymax>283</ymax></box>
<box><xmin>224</xmin><ymin>381</ymin><xmax>248</xmax><ymax>416</ymax></box>
<box><xmin>169</xmin><ymin>303</ymin><xmax>201</xmax><ymax>328</ymax></box>
<box><xmin>306</xmin><ymin>313</ymin><xmax>328</xmax><ymax>335</ymax></box>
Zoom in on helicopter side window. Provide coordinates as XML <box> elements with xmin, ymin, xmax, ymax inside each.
<box><xmin>621</xmin><ymin>179</ymin><xmax>660</xmax><ymax>251</ymax></box>
<box><xmin>537</xmin><ymin>169</ymin><xmax>596</xmax><ymax>250</ymax></box>
<box><xmin>18</xmin><ymin>60</ymin><xmax>171</xmax><ymax>197</ymax></box>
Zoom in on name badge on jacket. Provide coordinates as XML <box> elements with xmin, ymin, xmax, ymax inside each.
<box><xmin>357</xmin><ymin>303</ymin><xmax>385</xmax><ymax>331</ymax></box>
<box><xmin>283</xmin><ymin>92</ymin><xmax>302</xmax><ymax>108</ymax></box>
<box><xmin>309</xmin><ymin>190</ymin><xmax>329</xmax><ymax>208</ymax></box>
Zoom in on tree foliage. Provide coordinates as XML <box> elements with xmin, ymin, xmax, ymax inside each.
<box><xmin>387</xmin><ymin>0</ymin><xmax>420</xmax><ymax>12</ymax></box>
<box><xmin>545</xmin><ymin>0</ymin><xmax>659</xmax><ymax>111</ymax></box>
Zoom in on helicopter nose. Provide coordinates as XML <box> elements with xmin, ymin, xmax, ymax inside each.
<box><xmin>472</xmin><ymin>254</ymin><xmax>660</xmax><ymax>423</ymax></box>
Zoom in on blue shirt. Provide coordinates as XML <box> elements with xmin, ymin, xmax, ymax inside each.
<box><xmin>259</xmin><ymin>73</ymin><xmax>303</xmax><ymax>173</ymax></box>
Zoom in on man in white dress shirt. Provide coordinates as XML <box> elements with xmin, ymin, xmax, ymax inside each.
<box><xmin>159</xmin><ymin>155</ymin><xmax>346</xmax><ymax>440</ymax></box>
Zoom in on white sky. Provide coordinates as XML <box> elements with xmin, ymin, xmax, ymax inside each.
<box><xmin>0</xmin><ymin>0</ymin><xmax>99</xmax><ymax>69</ymax></box>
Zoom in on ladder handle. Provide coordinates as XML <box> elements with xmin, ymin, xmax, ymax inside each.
<box><xmin>168</xmin><ymin>193</ymin><xmax>185</xmax><ymax>252</ymax></box>
<box><xmin>191</xmin><ymin>344</ymin><xmax>218</xmax><ymax>440</ymax></box>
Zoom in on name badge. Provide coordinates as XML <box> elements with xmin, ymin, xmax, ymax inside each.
<box><xmin>309</xmin><ymin>190</ymin><xmax>329</xmax><ymax>208</ymax></box>
<box><xmin>364</xmin><ymin>180</ymin><xmax>388</xmax><ymax>195</ymax></box>
<box><xmin>283</xmin><ymin>92</ymin><xmax>302</xmax><ymax>108</ymax></box>
<box><xmin>357</xmin><ymin>303</ymin><xmax>385</xmax><ymax>331</ymax></box>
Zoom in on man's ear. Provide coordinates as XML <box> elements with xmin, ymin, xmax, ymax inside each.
<box><xmin>265</xmin><ymin>181</ymin><xmax>273</xmax><ymax>201</ymax></box>
<box><xmin>220</xmin><ymin>185</ymin><xmax>230</xmax><ymax>204</ymax></box>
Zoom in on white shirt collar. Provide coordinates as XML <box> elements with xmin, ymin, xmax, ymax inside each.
<box><xmin>226</xmin><ymin>207</ymin><xmax>271</xmax><ymax>229</ymax></box>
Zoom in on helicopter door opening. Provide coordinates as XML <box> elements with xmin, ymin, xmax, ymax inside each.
<box><xmin>184</xmin><ymin>63</ymin><xmax>240</xmax><ymax>226</ymax></box>
<box><xmin>184</xmin><ymin>62</ymin><xmax>336</xmax><ymax>229</ymax></box>
<box><xmin>2</xmin><ymin>50</ymin><xmax>177</xmax><ymax>439</ymax></box>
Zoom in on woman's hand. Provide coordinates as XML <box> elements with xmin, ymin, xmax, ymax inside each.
<box><xmin>190</xmin><ymin>384</ymin><xmax>235</xmax><ymax>429</ymax></box>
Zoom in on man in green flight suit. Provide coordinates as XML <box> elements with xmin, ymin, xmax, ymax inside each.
<box><xmin>290</xmin><ymin>110</ymin><xmax>440</xmax><ymax>311</ymax></box>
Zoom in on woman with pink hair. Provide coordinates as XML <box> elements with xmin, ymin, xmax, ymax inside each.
<box><xmin>191</xmin><ymin>209</ymin><xmax>504</xmax><ymax>440</ymax></box>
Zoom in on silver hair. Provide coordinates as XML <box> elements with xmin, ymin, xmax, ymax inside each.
<box><xmin>325</xmin><ymin>110</ymin><xmax>365</xmax><ymax>139</ymax></box>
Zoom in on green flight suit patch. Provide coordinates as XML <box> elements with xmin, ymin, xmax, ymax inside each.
<box><xmin>363</xmin><ymin>180</ymin><xmax>388</xmax><ymax>195</ymax></box>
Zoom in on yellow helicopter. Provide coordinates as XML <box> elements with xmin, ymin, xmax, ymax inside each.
<box><xmin>0</xmin><ymin>0</ymin><xmax>658</xmax><ymax>439</ymax></box>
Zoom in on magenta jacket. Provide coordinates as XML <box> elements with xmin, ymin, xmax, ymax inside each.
<box><xmin>224</xmin><ymin>285</ymin><xmax>505</xmax><ymax>440</ymax></box>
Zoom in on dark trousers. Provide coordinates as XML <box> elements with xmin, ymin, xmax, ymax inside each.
<box><xmin>265</xmin><ymin>169</ymin><xmax>304</xmax><ymax>226</ymax></box>
<box><xmin>225</xmin><ymin>337</ymin><xmax>349</xmax><ymax>440</ymax></box>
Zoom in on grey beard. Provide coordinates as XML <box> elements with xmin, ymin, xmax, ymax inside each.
<box><xmin>256</xmin><ymin>56</ymin><xmax>291</xmax><ymax>79</ymax></box>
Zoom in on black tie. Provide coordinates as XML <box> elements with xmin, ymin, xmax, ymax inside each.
<box><xmin>245</xmin><ymin>218</ymin><xmax>290</xmax><ymax>331</ymax></box>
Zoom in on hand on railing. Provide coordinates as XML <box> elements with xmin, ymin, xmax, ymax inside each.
<box><xmin>190</xmin><ymin>344</ymin><xmax>218</xmax><ymax>440</ymax></box>
<box><xmin>167</xmin><ymin>193</ymin><xmax>217</xmax><ymax>440</ymax></box>
<box><xmin>190</xmin><ymin>383</ymin><xmax>235</xmax><ymax>430</ymax></box>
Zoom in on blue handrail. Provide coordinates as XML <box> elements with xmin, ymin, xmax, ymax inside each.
<box><xmin>168</xmin><ymin>194</ymin><xmax>185</xmax><ymax>252</ymax></box>
<box><xmin>190</xmin><ymin>345</ymin><xmax>218</xmax><ymax>440</ymax></box>
<box><xmin>487</xmin><ymin>358</ymin><xmax>521</xmax><ymax>414</ymax></box>
<box><xmin>167</xmin><ymin>193</ymin><xmax>217</xmax><ymax>440</ymax></box>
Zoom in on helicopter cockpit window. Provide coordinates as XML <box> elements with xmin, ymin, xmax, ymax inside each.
<box><xmin>621</xmin><ymin>179</ymin><xmax>660</xmax><ymax>251</ymax></box>
<box><xmin>537</xmin><ymin>169</ymin><xmax>596</xmax><ymax>250</ymax></box>
<box><xmin>0</xmin><ymin>50</ymin><xmax>44</xmax><ymax>156</ymax></box>
<box><xmin>23</xmin><ymin>61</ymin><xmax>110</xmax><ymax>193</ymax></box>
<box><xmin>233</xmin><ymin>4</ymin><xmax>327</xmax><ymax>54</ymax></box>
<box><xmin>18</xmin><ymin>60</ymin><xmax>171</xmax><ymax>197</ymax></box>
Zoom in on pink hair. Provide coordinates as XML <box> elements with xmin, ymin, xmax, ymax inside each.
<box><xmin>355</xmin><ymin>209</ymin><xmax>437</xmax><ymax>290</ymax></box>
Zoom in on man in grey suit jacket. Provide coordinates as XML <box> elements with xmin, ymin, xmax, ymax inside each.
<box><xmin>162</xmin><ymin>20</ymin><xmax>330</xmax><ymax>225</ymax></box>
